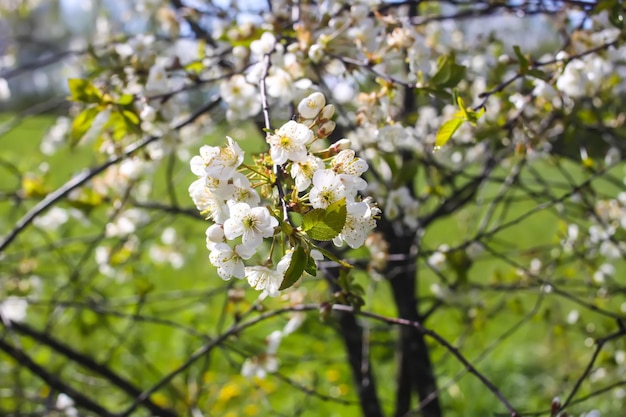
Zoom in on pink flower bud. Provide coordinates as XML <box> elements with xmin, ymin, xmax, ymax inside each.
<box><xmin>318</xmin><ymin>120</ymin><xmax>336</xmax><ymax>138</ymax></box>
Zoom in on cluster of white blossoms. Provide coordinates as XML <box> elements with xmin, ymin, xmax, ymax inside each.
<box><xmin>189</xmin><ymin>92</ymin><xmax>379</xmax><ymax>295</ymax></box>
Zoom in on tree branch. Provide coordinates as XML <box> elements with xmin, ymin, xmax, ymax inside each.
<box><xmin>0</xmin><ymin>337</ymin><xmax>116</xmax><ymax>417</ymax></box>
<box><xmin>4</xmin><ymin>320</ymin><xmax>178</xmax><ymax>417</ymax></box>
<box><xmin>0</xmin><ymin>94</ymin><xmax>221</xmax><ymax>254</ymax></box>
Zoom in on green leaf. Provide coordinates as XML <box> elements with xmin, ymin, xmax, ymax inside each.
<box><xmin>106</xmin><ymin>112</ymin><xmax>127</xmax><ymax>141</ymax></box>
<box><xmin>467</xmin><ymin>107</ymin><xmax>486</xmax><ymax>125</ymax></box>
<box><xmin>287</xmin><ymin>212</ymin><xmax>302</xmax><ymax>228</ymax></box>
<box><xmin>117</xmin><ymin>94</ymin><xmax>134</xmax><ymax>106</ymax></box>
<box><xmin>443</xmin><ymin>64</ymin><xmax>466</xmax><ymax>89</ymax></box>
<box><xmin>279</xmin><ymin>246</ymin><xmax>308</xmax><ymax>290</ymax></box>
<box><xmin>122</xmin><ymin>109</ymin><xmax>140</xmax><ymax>126</ymax></box>
<box><xmin>527</xmin><ymin>69</ymin><xmax>548</xmax><ymax>81</ymax></box>
<box><xmin>185</xmin><ymin>61</ymin><xmax>204</xmax><ymax>74</ymax></box>
<box><xmin>457</xmin><ymin>96</ymin><xmax>469</xmax><ymax>120</ymax></box>
<box><xmin>435</xmin><ymin>117</ymin><xmax>464</xmax><ymax>149</ymax></box>
<box><xmin>68</xmin><ymin>187</ymin><xmax>103</xmax><ymax>213</ymax></box>
<box><xmin>68</xmin><ymin>78</ymin><xmax>102</xmax><ymax>104</ymax></box>
<box><xmin>70</xmin><ymin>107</ymin><xmax>100</xmax><ymax>146</ymax></box>
<box><xmin>302</xmin><ymin>208</ymin><xmax>324</xmax><ymax>229</ymax></box>
<box><xmin>302</xmin><ymin>198</ymin><xmax>347</xmax><ymax>241</ymax></box>
<box><xmin>513</xmin><ymin>45</ymin><xmax>529</xmax><ymax>74</ymax></box>
<box><xmin>429</xmin><ymin>55</ymin><xmax>466</xmax><ymax>89</ymax></box>
<box><xmin>430</xmin><ymin>56</ymin><xmax>452</xmax><ymax>87</ymax></box>
<box><xmin>304</xmin><ymin>255</ymin><xmax>317</xmax><ymax>277</ymax></box>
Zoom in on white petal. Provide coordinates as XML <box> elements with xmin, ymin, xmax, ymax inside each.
<box><xmin>223</xmin><ymin>218</ymin><xmax>243</xmax><ymax>240</ymax></box>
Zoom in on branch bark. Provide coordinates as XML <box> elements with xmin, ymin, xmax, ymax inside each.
<box><xmin>4</xmin><ymin>320</ymin><xmax>178</xmax><ymax>417</ymax></box>
<box><xmin>323</xmin><ymin>265</ymin><xmax>384</xmax><ymax>417</ymax></box>
<box><xmin>383</xmin><ymin>227</ymin><xmax>441</xmax><ymax>417</ymax></box>
<box><xmin>336</xmin><ymin>310</ymin><xmax>385</xmax><ymax>417</ymax></box>
<box><xmin>0</xmin><ymin>337</ymin><xmax>117</xmax><ymax>417</ymax></box>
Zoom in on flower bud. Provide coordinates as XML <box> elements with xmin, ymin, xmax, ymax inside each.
<box><xmin>140</xmin><ymin>105</ymin><xmax>156</xmax><ymax>123</ymax></box>
<box><xmin>330</xmin><ymin>138</ymin><xmax>351</xmax><ymax>153</ymax></box>
<box><xmin>320</xmin><ymin>104</ymin><xmax>335</xmax><ymax>120</ymax></box>
<box><xmin>551</xmin><ymin>397</ymin><xmax>561</xmax><ymax>415</ymax></box>
<box><xmin>308</xmin><ymin>43</ymin><xmax>324</xmax><ymax>63</ymax></box>
<box><xmin>297</xmin><ymin>92</ymin><xmax>326</xmax><ymax>119</ymax></box>
<box><xmin>498</xmin><ymin>54</ymin><xmax>511</xmax><ymax>64</ymax></box>
<box><xmin>206</xmin><ymin>224</ymin><xmax>225</xmax><ymax>243</ymax></box>
<box><xmin>317</xmin><ymin>120</ymin><xmax>336</xmax><ymax>138</ymax></box>
<box><xmin>232</xmin><ymin>45</ymin><xmax>249</xmax><ymax>59</ymax></box>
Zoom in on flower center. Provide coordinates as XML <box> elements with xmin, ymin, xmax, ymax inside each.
<box><xmin>243</xmin><ymin>215</ymin><xmax>258</xmax><ymax>230</ymax></box>
<box><xmin>320</xmin><ymin>188</ymin><xmax>335</xmax><ymax>204</ymax></box>
<box><xmin>280</xmin><ymin>136</ymin><xmax>292</xmax><ymax>148</ymax></box>
<box><xmin>235</xmin><ymin>187</ymin><xmax>251</xmax><ymax>201</ymax></box>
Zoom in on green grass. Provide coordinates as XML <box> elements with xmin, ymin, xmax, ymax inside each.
<box><xmin>0</xmin><ymin>114</ymin><xmax>624</xmax><ymax>417</ymax></box>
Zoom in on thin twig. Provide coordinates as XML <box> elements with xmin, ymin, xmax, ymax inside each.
<box><xmin>0</xmin><ymin>94</ymin><xmax>221</xmax><ymax>253</ymax></box>
<box><xmin>0</xmin><ymin>338</ymin><xmax>117</xmax><ymax>417</ymax></box>
<box><xmin>332</xmin><ymin>305</ymin><xmax>521</xmax><ymax>417</ymax></box>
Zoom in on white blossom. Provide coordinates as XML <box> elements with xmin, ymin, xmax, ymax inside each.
<box><xmin>40</xmin><ymin>117</ymin><xmax>70</xmax><ymax>155</ymax></box>
<box><xmin>334</xmin><ymin>199</ymin><xmax>379</xmax><ymax>249</ymax></box>
<box><xmin>241</xmin><ymin>354</ymin><xmax>278</xmax><ymax>380</ymax></box>
<box><xmin>220</xmin><ymin>75</ymin><xmax>262</xmax><ymax>121</ymax></box>
<box><xmin>428</xmin><ymin>245</ymin><xmax>449</xmax><ymax>271</ymax></box>
<box><xmin>221</xmin><ymin>173</ymin><xmax>261</xmax><ymax>207</ymax></box>
<box><xmin>149</xmin><ymin>245</ymin><xmax>184</xmax><ymax>269</ymax></box>
<box><xmin>385</xmin><ymin>187</ymin><xmax>415</xmax><ymax>221</ymax></box>
<box><xmin>297</xmin><ymin>92</ymin><xmax>326</xmax><ymax>119</ymax></box>
<box><xmin>56</xmin><ymin>393</ymin><xmax>78</xmax><ymax>417</ymax></box>
<box><xmin>331</xmin><ymin>149</ymin><xmax>368</xmax><ymax>177</ymax></box>
<box><xmin>209</xmin><ymin>243</ymin><xmax>255</xmax><ymax>280</ymax></box>
<box><xmin>0</xmin><ymin>297</ymin><xmax>28</xmax><ymax>322</ymax></box>
<box><xmin>556</xmin><ymin>56</ymin><xmax>611</xmax><ymax>98</ymax></box>
<box><xmin>245</xmin><ymin>266</ymin><xmax>283</xmax><ymax>296</ymax></box>
<box><xmin>145</xmin><ymin>63</ymin><xmax>169</xmax><ymax>96</ymax></box>
<box><xmin>266</xmin><ymin>121</ymin><xmax>313</xmax><ymax>165</ymax></box>
<box><xmin>189</xmin><ymin>178</ymin><xmax>230</xmax><ymax>224</ymax></box>
<box><xmin>308</xmin><ymin>43</ymin><xmax>324</xmax><ymax>63</ymax></box>
<box><xmin>309</xmin><ymin>169</ymin><xmax>347</xmax><ymax>209</ymax></box>
<box><xmin>283</xmin><ymin>313</ymin><xmax>305</xmax><ymax>335</ymax></box>
<box><xmin>290</xmin><ymin>155</ymin><xmax>324</xmax><ymax>192</ymax></box>
<box><xmin>0</xmin><ymin>77</ymin><xmax>10</xmax><ymax>101</ymax></box>
<box><xmin>266</xmin><ymin>330</ymin><xmax>283</xmax><ymax>355</ymax></box>
<box><xmin>33</xmin><ymin>207</ymin><xmax>69</xmax><ymax>231</ymax></box>
<box><xmin>105</xmin><ymin>208</ymin><xmax>148</xmax><ymax>238</ymax></box>
<box><xmin>205</xmin><ymin>224</ymin><xmax>225</xmax><ymax>251</ymax></box>
<box><xmin>223</xmin><ymin>203</ymin><xmax>278</xmax><ymax>249</ymax></box>
<box><xmin>190</xmin><ymin>137</ymin><xmax>243</xmax><ymax>181</ymax></box>
<box><xmin>250</xmin><ymin>32</ymin><xmax>276</xmax><ymax>57</ymax></box>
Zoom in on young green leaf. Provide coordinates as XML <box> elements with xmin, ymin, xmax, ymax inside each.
<box><xmin>457</xmin><ymin>96</ymin><xmax>469</xmax><ymax>120</ymax></box>
<box><xmin>435</xmin><ymin>96</ymin><xmax>486</xmax><ymax>149</ymax></box>
<box><xmin>279</xmin><ymin>246</ymin><xmax>309</xmax><ymax>290</ymax></box>
<box><xmin>304</xmin><ymin>255</ymin><xmax>317</xmax><ymax>277</ymax></box>
<box><xmin>302</xmin><ymin>198</ymin><xmax>347</xmax><ymax>241</ymax></box>
<box><xmin>430</xmin><ymin>55</ymin><xmax>466</xmax><ymax>88</ymax></box>
<box><xmin>117</xmin><ymin>94</ymin><xmax>134</xmax><ymax>106</ymax></box>
<box><xmin>430</xmin><ymin>56</ymin><xmax>452</xmax><ymax>87</ymax></box>
<box><xmin>68</xmin><ymin>78</ymin><xmax>103</xmax><ymax>104</ymax></box>
<box><xmin>121</xmin><ymin>109</ymin><xmax>140</xmax><ymax>126</ymax></box>
<box><xmin>435</xmin><ymin>117</ymin><xmax>464</xmax><ymax>149</ymax></box>
<box><xmin>513</xmin><ymin>45</ymin><xmax>529</xmax><ymax>74</ymax></box>
<box><xmin>70</xmin><ymin>107</ymin><xmax>100</xmax><ymax>146</ymax></box>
